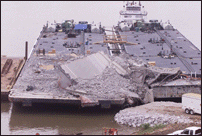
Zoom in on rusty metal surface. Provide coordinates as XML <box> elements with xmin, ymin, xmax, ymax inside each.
<box><xmin>1</xmin><ymin>59</ymin><xmax>13</xmax><ymax>75</ymax></box>
<box><xmin>1</xmin><ymin>57</ymin><xmax>24</xmax><ymax>91</ymax></box>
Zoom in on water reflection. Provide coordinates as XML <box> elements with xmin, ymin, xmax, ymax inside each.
<box><xmin>1</xmin><ymin>101</ymin><xmax>11</xmax><ymax>112</ymax></box>
<box><xmin>8</xmin><ymin>103</ymin><xmax>136</xmax><ymax>135</ymax></box>
<box><xmin>1</xmin><ymin>102</ymin><xmax>11</xmax><ymax>135</ymax></box>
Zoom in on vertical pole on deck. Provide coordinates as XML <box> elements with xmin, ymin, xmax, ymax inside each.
<box><xmin>25</xmin><ymin>41</ymin><xmax>28</xmax><ymax>60</ymax></box>
<box><xmin>81</xmin><ymin>30</ymin><xmax>85</xmax><ymax>55</ymax></box>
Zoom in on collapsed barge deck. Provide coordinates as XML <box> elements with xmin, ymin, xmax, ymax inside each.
<box><xmin>9</xmin><ymin>25</ymin><xmax>141</xmax><ymax>108</ymax></box>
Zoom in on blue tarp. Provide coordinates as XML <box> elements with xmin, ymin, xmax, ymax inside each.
<box><xmin>74</xmin><ymin>24</ymin><xmax>87</xmax><ymax>30</ymax></box>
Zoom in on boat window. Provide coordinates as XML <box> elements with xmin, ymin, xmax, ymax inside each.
<box><xmin>126</xmin><ymin>7</ymin><xmax>141</xmax><ymax>11</ymax></box>
<box><xmin>124</xmin><ymin>15</ymin><xmax>132</xmax><ymax>18</ymax></box>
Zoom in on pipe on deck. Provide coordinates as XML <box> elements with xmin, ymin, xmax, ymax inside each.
<box><xmin>25</xmin><ymin>41</ymin><xmax>28</xmax><ymax>60</ymax></box>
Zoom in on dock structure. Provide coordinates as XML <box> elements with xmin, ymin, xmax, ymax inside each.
<box><xmin>1</xmin><ymin>56</ymin><xmax>25</xmax><ymax>101</ymax></box>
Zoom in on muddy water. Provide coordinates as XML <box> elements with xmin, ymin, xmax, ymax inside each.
<box><xmin>1</xmin><ymin>102</ymin><xmax>137</xmax><ymax>135</ymax></box>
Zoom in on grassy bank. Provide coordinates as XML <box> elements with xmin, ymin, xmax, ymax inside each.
<box><xmin>134</xmin><ymin>123</ymin><xmax>166</xmax><ymax>135</ymax></box>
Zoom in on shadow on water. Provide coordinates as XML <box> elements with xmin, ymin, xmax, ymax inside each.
<box><xmin>9</xmin><ymin>103</ymin><xmax>136</xmax><ymax>135</ymax></box>
<box><xmin>9</xmin><ymin>97</ymin><xmax>182</xmax><ymax>135</ymax></box>
<box><xmin>12</xmin><ymin>102</ymin><xmax>122</xmax><ymax>115</ymax></box>
<box><xmin>8</xmin><ymin>97</ymin><xmax>182</xmax><ymax>135</ymax></box>
<box><xmin>1</xmin><ymin>101</ymin><xmax>11</xmax><ymax>112</ymax></box>
<box><xmin>154</xmin><ymin>97</ymin><xmax>182</xmax><ymax>103</ymax></box>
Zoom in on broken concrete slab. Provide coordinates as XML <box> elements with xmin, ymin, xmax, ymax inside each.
<box><xmin>143</xmin><ymin>89</ymin><xmax>154</xmax><ymax>104</ymax></box>
<box><xmin>61</xmin><ymin>51</ymin><xmax>111</xmax><ymax>79</ymax></box>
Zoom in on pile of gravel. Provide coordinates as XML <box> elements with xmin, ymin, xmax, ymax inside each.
<box><xmin>114</xmin><ymin>102</ymin><xmax>196</xmax><ymax>127</ymax></box>
<box><xmin>13</xmin><ymin>54</ymin><xmax>144</xmax><ymax>100</ymax></box>
<box><xmin>70</xmin><ymin>67</ymin><xmax>141</xmax><ymax>100</ymax></box>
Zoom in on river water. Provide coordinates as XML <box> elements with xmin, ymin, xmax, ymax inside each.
<box><xmin>1</xmin><ymin>101</ymin><xmax>136</xmax><ymax>135</ymax></box>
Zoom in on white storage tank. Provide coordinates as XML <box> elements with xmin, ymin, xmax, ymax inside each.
<box><xmin>162</xmin><ymin>22</ymin><xmax>174</xmax><ymax>30</ymax></box>
<box><xmin>119</xmin><ymin>22</ymin><xmax>131</xmax><ymax>31</ymax></box>
<box><xmin>91</xmin><ymin>24</ymin><xmax>99</xmax><ymax>33</ymax></box>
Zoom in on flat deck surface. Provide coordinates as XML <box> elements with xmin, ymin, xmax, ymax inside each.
<box><xmin>120</xmin><ymin>29</ymin><xmax>201</xmax><ymax>76</ymax></box>
<box><xmin>9</xmin><ymin>26</ymin><xmax>201</xmax><ymax>106</ymax></box>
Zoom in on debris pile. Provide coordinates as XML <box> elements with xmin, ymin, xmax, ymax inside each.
<box><xmin>115</xmin><ymin>110</ymin><xmax>193</xmax><ymax>127</ymax></box>
<box><xmin>12</xmin><ymin>51</ymin><xmax>184</xmax><ymax>107</ymax></box>
<box><xmin>70</xmin><ymin>67</ymin><xmax>140</xmax><ymax>100</ymax></box>
<box><xmin>114</xmin><ymin>102</ymin><xmax>199</xmax><ymax>127</ymax></box>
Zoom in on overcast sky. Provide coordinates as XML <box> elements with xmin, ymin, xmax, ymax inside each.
<box><xmin>1</xmin><ymin>1</ymin><xmax>201</xmax><ymax>57</ymax></box>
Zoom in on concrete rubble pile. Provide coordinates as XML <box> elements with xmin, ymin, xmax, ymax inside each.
<box><xmin>60</xmin><ymin>51</ymin><xmax>182</xmax><ymax>104</ymax></box>
<box><xmin>59</xmin><ymin>51</ymin><xmax>146</xmax><ymax>104</ymax></box>
<box><xmin>12</xmin><ymin>51</ymin><xmax>183</xmax><ymax>106</ymax></box>
<box><xmin>12</xmin><ymin>54</ymin><xmax>79</xmax><ymax>98</ymax></box>
<box><xmin>69</xmin><ymin>67</ymin><xmax>140</xmax><ymax>101</ymax></box>
<box><xmin>114</xmin><ymin>102</ymin><xmax>198</xmax><ymax>127</ymax></box>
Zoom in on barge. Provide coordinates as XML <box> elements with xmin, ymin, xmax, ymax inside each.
<box><xmin>9</xmin><ymin>1</ymin><xmax>201</xmax><ymax>108</ymax></box>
